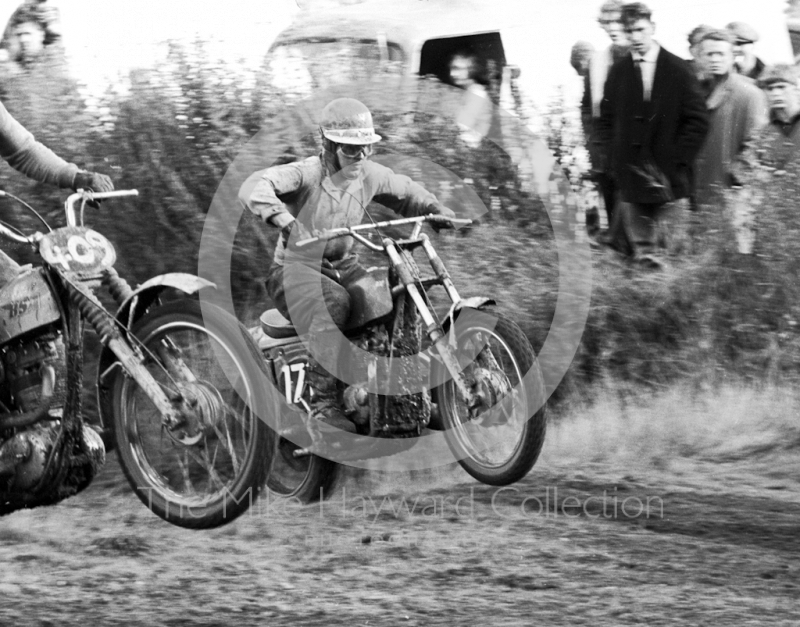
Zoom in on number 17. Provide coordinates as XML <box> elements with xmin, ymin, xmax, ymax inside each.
<box><xmin>280</xmin><ymin>362</ymin><xmax>307</xmax><ymax>404</ymax></box>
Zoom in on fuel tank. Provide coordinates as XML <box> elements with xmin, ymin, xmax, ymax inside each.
<box><xmin>344</xmin><ymin>267</ymin><xmax>393</xmax><ymax>331</ymax></box>
<box><xmin>0</xmin><ymin>268</ymin><xmax>61</xmax><ymax>344</ymax></box>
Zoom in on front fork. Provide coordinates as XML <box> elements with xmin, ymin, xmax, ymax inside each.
<box><xmin>384</xmin><ymin>236</ymin><xmax>474</xmax><ymax>406</ymax></box>
<box><xmin>68</xmin><ymin>278</ymin><xmax>188</xmax><ymax>430</ymax></box>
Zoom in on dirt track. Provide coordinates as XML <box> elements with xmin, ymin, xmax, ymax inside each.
<box><xmin>2</xmin><ymin>387</ymin><xmax>800</xmax><ymax>626</ymax></box>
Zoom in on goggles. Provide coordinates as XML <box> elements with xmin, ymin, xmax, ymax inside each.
<box><xmin>336</xmin><ymin>143</ymin><xmax>373</xmax><ymax>159</ymax></box>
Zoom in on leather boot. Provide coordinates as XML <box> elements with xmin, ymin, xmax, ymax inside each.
<box><xmin>306</xmin><ymin>340</ymin><xmax>357</xmax><ymax>435</ymax></box>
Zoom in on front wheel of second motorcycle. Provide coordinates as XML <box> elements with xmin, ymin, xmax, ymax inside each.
<box><xmin>435</xmin><ymin>307</ymin><xmax>547</xmax><ymax>486</ymax></box>
<box><xmin>111</xmin><ymin>300</ymin><xmax>274</xmax><ymax>529</ymax></box>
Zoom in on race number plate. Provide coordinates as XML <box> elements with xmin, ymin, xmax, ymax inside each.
<box><xmin>39</xmin><ymin>227</ymin><xmax>116</xmax><ymax>274</ymax></box>
<box><xmin>280</xmin><ymin>362</ymin><xmax>307</xmax><ymax>404</ymax></box>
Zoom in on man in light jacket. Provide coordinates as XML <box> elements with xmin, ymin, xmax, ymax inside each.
<box><xmin>693</xmin><ymin>29</ymin><xmax>768</xmax><ymax>207</ymax></box>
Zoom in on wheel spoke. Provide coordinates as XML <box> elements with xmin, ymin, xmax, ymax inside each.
<box><xmin>118</xmin><ymin>309</ymin><xmax>265</xmax><ymax>514</ymax></box>
<box><xmin>441</xmin><ymin>321</ymin><xmax>533</xmax><ymax>470</ymax></box>
<box><xmin>177</xmin><ymin>449</ymin><xmax>196</xmax><ymax>496</ymax></box>
<box><xmin>209</xmin><ymin>418</ymin><xmax>242</xmax><ymax>476</ymax></box>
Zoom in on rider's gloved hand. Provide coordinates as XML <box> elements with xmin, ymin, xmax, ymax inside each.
<box><xmin>279</xmin><ymin>219</ymin><xmax>296</xmax><ymax>249</ymax></box>
<box><xmin>427</xmin><ymin>206</ymin><xmax>456</xmax><ymax>232</ymax></box>
<box><xmin>72</xmin><ymin>171</ymin><xmax>115</xmax><ymax>193</ymax></box>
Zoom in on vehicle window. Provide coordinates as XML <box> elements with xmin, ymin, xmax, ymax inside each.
<box><xmin>268</xmin><ymin>39</ymin><xmax>405</xmax><ymax>96</ymax></box>
<box><xmin>419</xmin><ymin>32</ymin><xmax>506</xmax><ymax>103</ymax></box>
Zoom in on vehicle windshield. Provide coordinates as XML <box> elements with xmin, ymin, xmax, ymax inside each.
<box><xmin>267</xmin><ymin>39</ymin><xmax>405</xmax><ymax>96</ymax></box>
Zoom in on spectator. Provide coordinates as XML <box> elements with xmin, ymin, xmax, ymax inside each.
<box><xmin>581</xmin><ymin>0</ymin><xmax>630</xmax><ymax>246</ymax></box>
<box><xmin>596</xmin><ymin>2</ymin><xmax>709</xmax><ymax>268</ymax></box>
<box><xmin>0</xmin><ymin>2</ymin><xmax>80</xmax><ymax>143</ymax></box>
<box><xmin>726</xmin><ymin>21</ymin><xmax>766</xmax><ymax>81</ymax></box>
<box><xmin>687</xmin><ymin>24</ymin><xmax>713</xmax><ymax>80</ymax></box>
<box><xmin>448</xmin><ymin>50</ymin><xmax>493</xmax><ymax>148</ymax></box>
<box><xmin>1</xmin><ymin>2</ymin><xmax>63</xmax><ymax>70</ymax></box>
<box><xmin>570</xmin><ymin>41</ymin><xmax>595</xmax><ymax>78</ymax></box>
<box><xmin>735</xmin><ymin>64</ymin><xmax>800</xmax><ymax>179</ymax></box>
<box><xmin>693</xmin><ymin>29</ymin><xmax>768</xmax><ymax>207</ymax></box>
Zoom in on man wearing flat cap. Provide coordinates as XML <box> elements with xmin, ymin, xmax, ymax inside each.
<box><xmin>734</xmin><ymin>64</ymin><xmax>800</xmax><ymax>180</ymax></box>
<box><xmin>726</xmin><ymin>21</ymin><xmax>766</xmax><ymax>81</ymax></box>
<box><xmin>693</xmin><ymin>29</ymin><xmax>767</xmax><ymax>207</ymax></box>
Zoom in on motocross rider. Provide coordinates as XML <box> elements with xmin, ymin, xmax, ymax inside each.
<box><xmin>238</xmin><ymin>97</ymin><xmax>455</xmax><ymax>435</ymax></box>
<box><xmin>0</xmin><ymin>98</ymin><xmax>114</xmax><ymax>287</ymax></box>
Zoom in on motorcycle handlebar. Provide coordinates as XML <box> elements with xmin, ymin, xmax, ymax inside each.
<box><xmin>65</xmin><ymin>189</ymin><xmax>139</xmax><ymax>227</ymax></box>
<box><xmin>0</xmin><ymin>222</ymin><xmax>30</xmax><ymax>244</ymax></box>
<box><xmin>294</xmin><ymin>215</ymin><xmax>472</xmax><ymax>248</ymax></box>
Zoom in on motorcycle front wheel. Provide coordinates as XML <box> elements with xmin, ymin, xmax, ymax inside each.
<box><xmin>436</xmin><ymin>308</ymin><xmax>546</xmax><ymax>486</ymax></box>
<box><xmin>112</xmin><ymin>300</ymin><xmax>274</xmax><ymax>529</ymax></box>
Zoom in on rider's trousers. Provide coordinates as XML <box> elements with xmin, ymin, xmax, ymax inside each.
<box><xmin>265</xmin><ymin>254</ymin><xmax>368</xmax><ymax>431</ymax></box>
<box><xmin>265</xmin><ymin>253</ymin><xmax>368</xmax><ymax>336</ymax></box>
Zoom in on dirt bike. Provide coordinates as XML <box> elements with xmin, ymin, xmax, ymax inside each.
<box><xmin>0</xmin><ymin>189</ymin><xmax>273</xmax><ymax>528</ymax></box>
<box><xmin>249</xmin><ymin>214</ymin><xmax>547</xmax><ymax>503</ymax></box>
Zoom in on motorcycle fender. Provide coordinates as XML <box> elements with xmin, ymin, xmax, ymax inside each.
<box><xmin>441</xmin><ymin>297</ymin><xmax>496</xmax><ymax>332</ymax></box>
<box><xmin>116</xmin><ymin>273</ymin><xmax>217</xmax><ymax>330</ymax></box>
<box><xmin>94</xmin><ymin>273</ymin><xmax>216</xmax><ymax>445</ymax></box>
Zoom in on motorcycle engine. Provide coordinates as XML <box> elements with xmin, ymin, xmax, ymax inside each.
<box><xmin>0</xmin><ymin>331</ymin><xmax>68</xmax><ymax>491</ymax></box>
<box><xmin>1</xmin><ymin>331</ymin><xmax>67</xmax><ymax>415</ymax></box>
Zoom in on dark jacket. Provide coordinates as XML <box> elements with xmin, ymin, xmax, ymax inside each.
<box><xmin>596</xmin><ymin>45</ymin><xmax>709</xmax><ymax>203</ymax></box>
<box><xmin>581</xmin><ymin>43</ymin><xmax>629</xmax><ymax>171</ymax></box>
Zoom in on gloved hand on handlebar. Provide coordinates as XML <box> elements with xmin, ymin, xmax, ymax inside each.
<box><xmin>427</xmin><ymin>206</ymin><xmax>456</xmax><ymax>232</ymax></box>
<box><xmin>72</xmin><ymin>171</ymin><xmax>115</xmax><ymax>194</ymax></box>
<box><xmin>278</xmin><ymin>217</ymin><xmax>317</xmax><ymax>251</ymax></box>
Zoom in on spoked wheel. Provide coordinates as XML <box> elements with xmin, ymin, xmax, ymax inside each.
<box><xmin>266</xmin><ymin>432</ymin><xmax>339</xmax><ymax>504</ymax></box>
<box><xmin>436</xmin><ymin>308</ymin><xmax>546</xmax><ymax>486</ymax></box>
<box><xmin>112</xmin><ymin>300</ymin><xmax>274</xmax><ymax>529</ymax></box>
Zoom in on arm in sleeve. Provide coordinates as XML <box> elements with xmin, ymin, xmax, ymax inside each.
<box><xmin>0</xmin><ymin>100</ymin><xmax>78</xmax><ymax>188</ymax></box>
<box><xmin>741</xmin><ymin>88</ymin><xmax>768</xmax><ymax>151</ymax></box>
<box><xmin>237</xmin><ymin>162</ymin><xmax>304</xmax><ymax>224</ymax></box>
<box><xmin>594</xmin><ymin>65</ymin><xmax>617</xmax><ymax>171</ymax></box>
<box><xmin>580</xmin><ymin>72</ymin><xmax>592</xmax><ymax>138</ymax></box>
<box><xmin>729</xmin><ymin>88</ymin><xmax>769</xmax><ymax>186</ymax></box>
<box><xmin>370</xmin><ymin>163</ymin><xmax>443</xmax><ymax>217</ymax></box>
<box><xmin>675</xmin><ymin>69</ymin><xmax>710</xmax><ymax>166</ymax></box>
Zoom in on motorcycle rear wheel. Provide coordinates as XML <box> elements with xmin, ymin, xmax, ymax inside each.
<box><xmin>112</xmin><ymin>300</ymin><xmax>274</xmax><ymax>529</ymax></box>
<box><xmin>436</xmin><ymin>308</ymin><xmax>546</xmax><ymax>486</ymax></box>
<box><xmin>266</xmin><ymin>436</ymin><xmax>339</xmax><ymax>503</ymax></box>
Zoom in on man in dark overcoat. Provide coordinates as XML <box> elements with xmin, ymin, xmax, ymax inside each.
<box><xmin>596</xmin><ymin>2</ymin><xmax>709</xmax><ymax>267</ymax></box>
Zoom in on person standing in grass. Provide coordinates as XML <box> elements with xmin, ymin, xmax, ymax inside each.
<box><xmin>595</xmin><ymin>2</ymin><xmax>709</xmax><ymax>269</ymax></box>
<box><xmin>581</xmin><ymin>0</ymin><xmax>630</xmax><ymax>245</ymax></box>
<box><xmin>734</xmin><ymin>64</ymin><xmax>800</xmax><ymax>178</ymax></box>
<box><xmin>692</xmin><ymin>29</ymin><xmax>767</xmax><ymax>208</ymax></box>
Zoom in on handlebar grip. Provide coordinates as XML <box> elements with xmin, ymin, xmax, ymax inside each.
<box><xmin>84</xmin><ymin>190</ymin><xmax>140</xmax><ymax>200</ymax></box>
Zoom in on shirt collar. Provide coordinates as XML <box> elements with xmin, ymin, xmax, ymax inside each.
<box><xmin>770</xmin><ymin>110</ymin><xmax>800</xmax><ymax>130</ymax></box>
<box><xmin>632</xmin><ymin>42</ymin><xmax>660</xmax><ymax>63</ymax></box>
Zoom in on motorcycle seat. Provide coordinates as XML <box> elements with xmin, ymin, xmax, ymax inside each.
<box><xmin>260</xmin><ymin>309</ymin><xmax>297</xmax><ymax>339</ymax></box>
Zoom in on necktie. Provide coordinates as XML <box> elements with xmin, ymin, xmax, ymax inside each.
<box><xmin>633</xmin><ymin>58</ymin><xmax>645</xmax><ymax>100</ymax></box>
